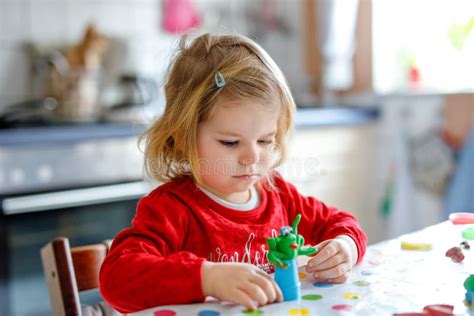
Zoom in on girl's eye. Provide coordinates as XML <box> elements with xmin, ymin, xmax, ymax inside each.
<box><xmin>219</xmin><ymin>140</ymin><xmax>239</xmax><ymax>147</ymax></box>
<box><xmin>258</xmin><ymin>139</ymin><xmax>274</xmax><ymax>145</ymax></box>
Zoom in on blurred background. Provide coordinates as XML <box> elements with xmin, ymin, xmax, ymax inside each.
<box><xmin>0</xmin><ymin>0</ymin><xmax>473</xmax><ymax>314</ymax></box>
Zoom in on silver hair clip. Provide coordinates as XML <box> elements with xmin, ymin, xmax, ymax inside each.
<box><xmin>214</xmin><ymin>71</ymin><xmax>225</xmax><ymax>88</ymax></box>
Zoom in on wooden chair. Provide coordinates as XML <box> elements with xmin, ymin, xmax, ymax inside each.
<box><xmin>41</xmin><ymin>237</ymin><xmax>118</xmax><ymax>316</ymax></box>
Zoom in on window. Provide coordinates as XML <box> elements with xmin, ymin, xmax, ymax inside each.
<box><xmin>373</xmin><ymin>0</ymin><xmax>474</xmax><ymax>93</ymax></box>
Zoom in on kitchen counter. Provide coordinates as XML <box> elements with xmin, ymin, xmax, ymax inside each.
<box><xmin>294</xmin><ymin>107</ymin><xmax>379</xmax><ymax>128</ymax></box>
<box><xmin>0</xmin><ymin>107</ymin><xmax>380</xmax><ymax>146</ymax></box>
<box><xmin>0</xmin><ymin>122</ymin><xmax>147</xmax><ymax>146</ymax></box>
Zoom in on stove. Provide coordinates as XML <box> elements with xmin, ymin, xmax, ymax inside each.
<box><xmin>0</xmin><ymin>122</ymin><xmax>149</xmax><ymax>212</ymax></box>
<box><xmin>0</xmin><ymin>122</ymin><xmax>152</xmax><ymax>315</ymax></box>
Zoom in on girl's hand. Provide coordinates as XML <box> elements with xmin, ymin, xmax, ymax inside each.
<box><xmin>201</xmin><ymin>262</ymin><xmax>283</xmax><ymax>310</ymax></box>
<box><xmin>305</xmin><ymin>239</ymin><xmax>353</xmax><ymax>283</ymax></box>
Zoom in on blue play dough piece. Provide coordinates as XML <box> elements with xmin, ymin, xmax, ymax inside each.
<box><xmin>466</xmin><ymin>291</ymin><xmax>474</xmax><ymax>305</ymax></box>
<box><xmin>313</xmin><ymin>282</ymin><xmax>333</xmax><ymax>288</ymax></box>
<box><xmin>198</xmin><ymin>310</ymin><xmax>220</xmax><ymax>316</ymax></box>
<box><xmin>274</xmin><ymin>259</ymin><xmax>300</xmax><ymax>301</ymax></box>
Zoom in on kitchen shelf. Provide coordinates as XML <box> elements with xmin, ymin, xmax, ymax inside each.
<box><xmin>0</xmin><ymin>122</ymin><xmax>147</xmax><ymax>146</ymax></box>
<box><xmin>0</xmin><ymin>107</ymin><xmax>380</xmax><ymax>146</ymax></box>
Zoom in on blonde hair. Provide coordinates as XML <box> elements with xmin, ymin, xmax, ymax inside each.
<box><xmin>139</xmin><ymin>33</ymin><xmax>296</xmax><ymax>187</ymax></box>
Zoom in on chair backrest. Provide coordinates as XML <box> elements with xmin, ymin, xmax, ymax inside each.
<box><xmin>41</xmin><ymin>237</ymin><xmax>112</xmax><ymax>316</ymax></box>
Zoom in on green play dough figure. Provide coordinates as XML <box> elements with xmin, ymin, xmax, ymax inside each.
<box><xmin>465</xmin><ymin>274</ymin><xmax>474</xmax><ymax>291</ymax></box>
<box><xmin>267</xmin><ymin>214</ymin><xmax>318</xmax><ymax>268</ymax></box>
<box><xmin>464</xmin><ymin>274</ymin><xmax>474</xmax><ymax>305</ymax></box>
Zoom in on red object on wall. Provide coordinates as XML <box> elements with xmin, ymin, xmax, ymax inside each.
<box><xmin>162</xmin><ymin>0</ymin><xmax>201</xmax><ymax>34</ymax></box>
<box><xmin>408</xmin><ymin>64</ymin><xmax>421</xmax><ymax>90</ymax></box>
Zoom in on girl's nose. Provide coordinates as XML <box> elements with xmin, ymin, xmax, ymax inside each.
<box><xmin>239</xmin><ymin>145</ymin><xmax>259</xmax><ymax>165</ymax></box>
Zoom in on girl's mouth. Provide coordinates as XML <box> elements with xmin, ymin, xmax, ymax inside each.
<box><xmin>233</xmin><ymin>174</ymin><xmax>259</xmax><ymax>180</ymax></box>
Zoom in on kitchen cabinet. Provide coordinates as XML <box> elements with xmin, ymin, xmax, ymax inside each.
<box><xmin>279</xmin><ymin>122</ymin><xmax>381</xmax><ymax>244</ymax></box>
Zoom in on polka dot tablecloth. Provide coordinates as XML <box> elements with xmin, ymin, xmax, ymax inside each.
<box><xmin>131</xmin><ymin>221</ymin><xmax>473</xmax><ymax>315</ymax></box>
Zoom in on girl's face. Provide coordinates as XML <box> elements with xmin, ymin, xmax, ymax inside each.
<box><xmin>196</xmin><ymin>97</ymin><xmax>279</xmax><ymax>204</ymax></box>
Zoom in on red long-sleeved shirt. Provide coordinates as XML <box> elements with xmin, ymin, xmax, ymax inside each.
<box><xmin>99</xmin><ymin>174</ymin><xmax>367</xmax><ymax>313</ymax></box>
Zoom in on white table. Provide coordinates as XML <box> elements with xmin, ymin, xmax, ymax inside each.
<box><xmin>131</xmin><ymin>221</ymin><xmax>474</xmax><ymax>315</ymax></box>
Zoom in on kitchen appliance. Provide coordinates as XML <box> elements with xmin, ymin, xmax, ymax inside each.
<box><xmin>0</xmin><ymin>98</ymin><xmax>58</xmax><ymax>129</ymax></box>
<box><xmin>101</xmin><ymin>74</ymin><xmax>160</xmax><ymax>123</ymax></box>
<box><xmin>0</xmin><ymin>122</ymin><xmax>152</xmax><ymax>316</ymax></box>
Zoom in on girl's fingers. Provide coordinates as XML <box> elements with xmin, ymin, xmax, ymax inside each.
<box><xmin>306</xmin><ymin>241</ymin><xmax>339</xmax><ymax>268</ymax></box>
<box><xmin>306</xmin><ymin>252</ymin><xmax>347</xmax><ymax>272</ymax></box>
<box><xmin>255</xmin><ymin>269</ymin><xmax>283</xmax><ymax>301</ymax></box>
<box><xmin>234</xmin><ymin>288</ymin><xmax>257</xmax><ymax>311</ymax></box>
<box><xmin>240</xmin><ymin>282</ymin><xmax>269</xmax><ymax>307</ymax></box>
<box><xmin>325</xmin><ymin>272</ymin><xmax>350</xmax><ymax>284</ymax></box>
<box><xmin>220</xmin><ymin>264</ymin><xmax>284</xmax><ymax>311</ymax></box>
<box><xmin>312</xmin><ymin>263</ymin><xmax>350</xmax><ymax>281</ymax></box>
<box><xmin>272</xmin><ymin>279</ymin><xmax>283</xmax><ymax>302</ymax></box>
<box><xmin>251</xmin><ymin>270</ymin><xmax>283</xmax><ymax>303</ymax></box>
<box><xmin>251</xmin><ymin>274</ymin><xmax>276</xmax><ymax>303</ymax></box>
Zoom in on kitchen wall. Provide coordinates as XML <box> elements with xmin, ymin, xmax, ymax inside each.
<box><xmin>0</xmin><ymin>0</ymin><xmax>191</xmax><ymax>108</ymax></box>
<box><xmin>0</xmin><ymin>0</ymin><xmax>306</xmax><ymax>110</ymax></box>
<box><xmin>0</xmin><ymin>0</ymin><xmax>179</xmax><ymax>109</ymax></box>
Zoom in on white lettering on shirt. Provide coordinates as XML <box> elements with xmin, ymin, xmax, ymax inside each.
<box><xmin>208</xmin><ymin>229</ymin><xmax>278</xmax><ymax>274</ymax></box>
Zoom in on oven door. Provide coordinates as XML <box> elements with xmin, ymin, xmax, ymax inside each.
<box><xmin>0</xmin><ymin>181</ymin><xmax>149</xmax><ymax>316</ymax></box>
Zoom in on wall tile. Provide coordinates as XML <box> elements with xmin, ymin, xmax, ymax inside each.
<box><xmin>131</xmin><ymin>2</ymin><xmax>160</xmax><ymax>35</ymax></box>
<box><xmin>67</xmin><ymin>0</ymin><xmax>159</xmax><ymax>40</ymax></box>
<box><xmin>0</xmin><ymin>46</ymin><xmax>31</xmax><ymax>106</ymax></box>
<box><xmin>0</xmin><ymin>0</ymin><xmax>31</xmax><ymax>42</ymax></box>
<box><xmin>29</xmin><ymin>0</ymin><xmax>70</xmax><ymax>43</ymax></box>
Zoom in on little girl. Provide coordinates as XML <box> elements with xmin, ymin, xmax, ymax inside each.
<box><xmin>99</xmin><ymin>33</ymin><xmax>367</xmax><ymax>313</ymax></box>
